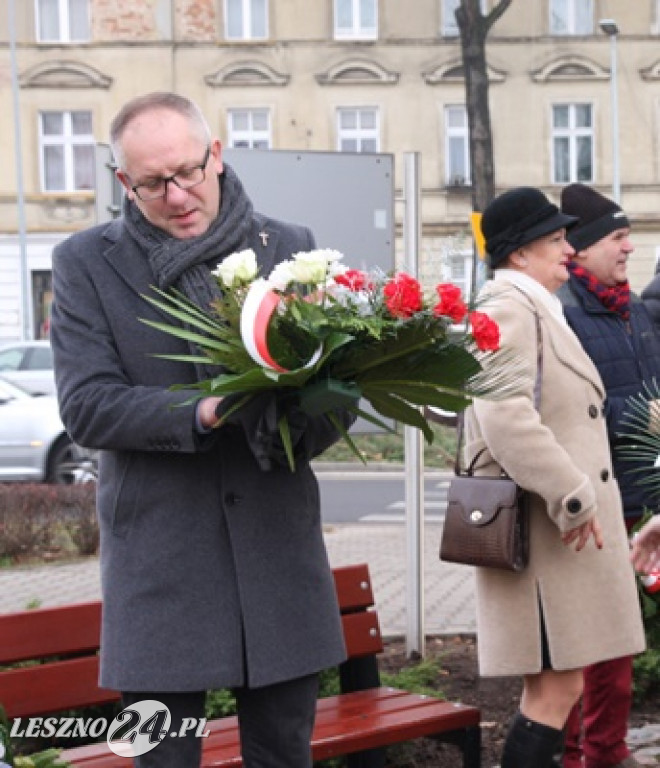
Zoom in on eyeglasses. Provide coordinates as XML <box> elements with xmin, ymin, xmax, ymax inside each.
<box><xmin>131</xmin><ymin>146</ymin><xmax>211</xmax><ymax>201</ymax></box>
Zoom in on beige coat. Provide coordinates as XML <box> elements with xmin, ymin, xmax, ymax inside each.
<box><xmin>464</xmin><ymin>276</ymin><xmax>645</xmax><ymax>677</ymax></box>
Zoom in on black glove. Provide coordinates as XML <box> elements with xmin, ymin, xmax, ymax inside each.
<box><xmin>216</xmin><ymin>391</ymin><xmax>308</xmax><ymax>471</ymax></box>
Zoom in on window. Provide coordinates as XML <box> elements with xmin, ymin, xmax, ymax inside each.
<box><xmin>337</xmin><ymin>108</ymin><xmax>380</xmax><ymax>153</ymax></box>
<box><xmin>442</xmin><ymin>0</ymin><xmax>487</xmax><ymax>37</ymax></box>
<box><xmin>227</xmin><ymin>109</ymin><xmax>271</xmax><ymax>149</ymax></box>
<box><xmin>36</xmin><ymin>0</ymin><xmax>90</xmax><ymax>42</ymax></box>
<box><xmin>225</xmin><ymin>0</ymin><xmax>268</xmax><ymax>40</ymax></box>
<box><xmin>549</xmin><ymin>0</ymin><xmax>593</xmax><ymax>35</ymax></box>
<box><xmin>334</xmin><ymin>0</ymin><xmax>378</xmax><ymax>40</ymax></box>
<box><xmin>39</xmin><ymin>110</ymin><xmax>95</xmax><ymax>192</ymax></box>
<box><xmin>445</xmin><ymin>251</ymin><xmax>472</xmax><ymax>302</ymax></box>
<box><xmin>445</xmin><ymin>105</ymin><xmax>470</xmax><ymax>185</ymax></box>
<box><xmin>552</xmin><ymin>104</ymin><xmax>594</xmax><ymax>184</ymax></box>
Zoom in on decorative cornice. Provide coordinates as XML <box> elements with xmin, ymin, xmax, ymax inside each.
<box><xmin>640</xmin><ymin>61</ymin><xmax>660</xmax><ymax>81</ymax></box>
<box><xmin>316</xmin><ymin>58</ymin><xmax>399</xmax><ymax>86</ymax></box>
<box><xmin>531</xmin><ymin>55</ymin><xmax>609</xmax><ymax>82</ymax></box>
<box><xmin>204</xmin><ymin>60</ymin><xmax>289</xmax><ymax>87</ymax></box>
<box><xmin>422</xmin><ymin>58</ymin><xmax>505</xmax><ymax>85</ymax></box>
<box><xmin>19</xmin><ymin>60</ymin><xmax>112</xmax><ymax>89</ymax></box>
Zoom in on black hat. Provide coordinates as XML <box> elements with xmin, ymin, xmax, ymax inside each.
<box><xmin>481</xmin><ymin>187</ymin><xmax>578</xmax><ymax>269</ymax></box>
<box><xmin>560</xmin><ymin>183</ymin><xmax>630</xmax><ymax>251</ymax></box>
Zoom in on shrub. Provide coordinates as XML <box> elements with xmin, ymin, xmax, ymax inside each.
<box><xmin>0</xmin><ymin>484</ymin><xmax>98</xmax><ymax>561</ymax></box>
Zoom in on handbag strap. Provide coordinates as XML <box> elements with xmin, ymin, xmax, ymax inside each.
<box><xmin>455</xmin><ymin>303</ymin><xmax>543</xmax><ymax>476</ymax></box>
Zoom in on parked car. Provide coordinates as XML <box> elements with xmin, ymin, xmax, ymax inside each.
<box><xmin>0</xmin><ymin>340</ymin><xmax>56</xmax><ymax>396</ymax></box>
<box><xmin>0</xmin><ymin>376</ymin><xmax>95</xmax><ymax>484</ymax></box>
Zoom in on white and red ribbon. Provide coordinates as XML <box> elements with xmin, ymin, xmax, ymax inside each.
<box><xmin>240</xmin><ymin>279</ymin><xmax>322</xmax><ymax>373</ymax></box>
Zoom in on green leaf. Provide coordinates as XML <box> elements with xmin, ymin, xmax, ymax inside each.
<box><xmin>364</xmin><ymin>391</ymin><xmax>434</xmax><ymax>443</ymax></box>
<box><xmin>362</xmin><ymin>381</ymin><xmax>471</xmax><ymax>413</ymax></box>
<box><xmin>278</xmin><ymin>412</ymin><xmax>295</xmax><ymax>472</ymax></box>
<box><xmin>139</xmin><ymin>318</ymin><xmax>230</xmax><ymax>352</ymax></box>
<box><xmin>326</xmin><ymin>411</ymin><xmax>367</xmax><ymax>465</ymax></box>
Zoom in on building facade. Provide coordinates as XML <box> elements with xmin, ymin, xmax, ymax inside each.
<box><xmin>1</xmin><ymin>0</ymin><xmax>660</xmax><ymax>340</ymax></box>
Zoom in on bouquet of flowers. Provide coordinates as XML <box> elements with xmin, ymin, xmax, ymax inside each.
<box><xmin>141</xmin><ymin>248</ymin><xmax>507</xmax><ymax>470</ymax></box>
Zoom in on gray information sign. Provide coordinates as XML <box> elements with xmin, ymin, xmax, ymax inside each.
<box><xmin>223</xmin><ymin>149</ymin><xmax>394</xmax><ymax>273</ymax></box>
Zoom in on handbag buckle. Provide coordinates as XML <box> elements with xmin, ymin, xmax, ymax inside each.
<box><xmin>470</xmin><ymin>509</ymin><xmax>483</xmax><ymax>522</ymax></box>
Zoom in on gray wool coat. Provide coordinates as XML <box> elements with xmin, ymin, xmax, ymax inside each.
<box><xmin>464</xmin><ymin>277</ymin><xmax>645</xmax><ymax>677</ymax></box>
<box><xmin>50</xmin><ymin>212</ymin><xmax>348</xmax><ymax>692</ymax></box>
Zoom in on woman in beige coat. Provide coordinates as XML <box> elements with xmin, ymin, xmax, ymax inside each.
<box><xmin>465</xmin><ymin>187</ymin><xmax>645</xmax><ymax>768</ymax></box>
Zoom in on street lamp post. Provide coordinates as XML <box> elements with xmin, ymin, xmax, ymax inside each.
<box><xmin>600</xmin><ymin>18</ymin><xmax>620</xmax><ymax>203</ymax></box>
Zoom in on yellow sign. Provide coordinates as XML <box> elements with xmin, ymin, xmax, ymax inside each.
<box><xmin>470</xmin><ymin>212</ymin><xmax>486</xmax><ymax>260</ymax></box>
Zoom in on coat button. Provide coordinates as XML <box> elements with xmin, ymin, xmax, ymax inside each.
<box><xmin>567</xmin><ymin>498</ymin><xmax>582</xmax><ymax>514</ymax></box>
<box><xmin>600</xmin><ymin>469</ymin><xmax>610</xmax><ymax>482</ymax></box>
<box><xmin>588</xmin><ymin>405</ymin><xmax>599</xmax><ymax>418</ymax></box>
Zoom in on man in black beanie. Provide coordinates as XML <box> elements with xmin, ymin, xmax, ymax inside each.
<box><xmin>557</xmin><ymin>183</ymin><xmax>660</xmax><ymax>768</ymax></box>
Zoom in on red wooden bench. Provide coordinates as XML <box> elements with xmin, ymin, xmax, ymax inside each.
<box><xmin>0</xmin><ymin>563</ymin><xmax>481</xmax><ymax>767</ymax></box>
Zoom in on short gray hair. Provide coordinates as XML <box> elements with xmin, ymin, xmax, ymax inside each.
<box><xmin>109</xmin><ymin>92</ymin><xmax>211</xmax><ymax>169</ymax></box>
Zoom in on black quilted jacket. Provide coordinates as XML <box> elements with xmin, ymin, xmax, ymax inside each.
<box><xmin>558</xmin><ymin>276</ymin><xmax>660</xmax><ymax>520</ymax></box>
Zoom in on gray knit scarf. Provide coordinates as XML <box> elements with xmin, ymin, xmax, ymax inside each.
<box><xmin>123</xmin><ymin>162</ymin><xmax>254</xmax><ymax>378</ymax></box>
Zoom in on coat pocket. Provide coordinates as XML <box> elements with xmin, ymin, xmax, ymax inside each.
<box><xmin>110</xmin><ymin>452</ymin><xmax>142</xmax><ymax>538</ymax></box>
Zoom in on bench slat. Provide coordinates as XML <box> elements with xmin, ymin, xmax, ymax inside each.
<box><xmin>0</xmin><ymin>601</ymin><xmax>102</xmax><ymax>663</ymax></box>
<box><xmin>332</xmin><ymin>563</ymin><xmax>375</xmax><ymax>612</ymax></box>
<box><xmin>1</xmin><ymin>656</ymin><xmax>118</xmax><ymax>719</ymax></box>
<box><xmin>341</xmin><ymin>609</ymin><xmax>382</xmax><ymax>658</ymax></box>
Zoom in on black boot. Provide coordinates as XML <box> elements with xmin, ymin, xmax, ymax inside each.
<box><xmin>501</xmin><ymin>711</ymin><xmax>564</xmax><ymax>768</ymax></box>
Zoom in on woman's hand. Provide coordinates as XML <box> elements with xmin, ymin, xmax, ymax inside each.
<box><xmin>631</xmin><ymin>516</ymin><xmax>660</xmax><ymax>573</ymax></box>
<box><xmin>561</xmin><ymin>517</ymin><xmax>603</xmax><ymax>552</ymax></box>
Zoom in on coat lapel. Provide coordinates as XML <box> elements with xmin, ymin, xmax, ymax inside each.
<box><xmin>517</xmin><ymin>287</ymin><xmax>606</xmax><ymax>400</ymax></box>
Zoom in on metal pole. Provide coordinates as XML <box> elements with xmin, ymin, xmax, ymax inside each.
<box><xmin>8</xmin><ymin>0</ymin><xmax>31</xmax><ymax>340</ymax></box>
<box><xmin>403</xmin><ymin>152</ymin><xmax>425</xmax><ymax>658</ymax></box>
<box><xmin>610</xmin><ymin>31</ymin><xmax>620</xmax><ymax>204</ymax></box>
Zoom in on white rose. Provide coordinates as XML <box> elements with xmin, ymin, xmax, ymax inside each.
<box><xmin>287</xmin><ymin>249</ymin><xmax>346</xmax><ymax>286</ymax></box>
<box><xmin>213</xmin><ymin>249</ymin><xmax>258</xmax><ymax>287</ymax></box>
<box><xmin>268</xmin><ymin>259</ymin><xmax>297</xmax><ymax>291</ymax></box>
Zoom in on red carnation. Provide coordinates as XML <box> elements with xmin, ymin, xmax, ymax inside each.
<box><xmin>469</xmin><ymin>311</ymin><xmax>500</xmax><ymax>351</ymax></box>
<box><xmin>433</xmin><ymin>283</ymin><xmax>467</xmax><ymax>323</ymax></box>
<box><xmin>335</xmin><ymin>269</ymin><xmax>370</xmax><ymax>292</ymax></box>
<box><xmin>383</xmin><ymin>273</ymin><xmax>423</xmax><ymax>318</ymax></box>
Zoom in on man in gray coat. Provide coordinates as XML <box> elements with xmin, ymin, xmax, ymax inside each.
<box><xmin>50</xmin><ymin>92</ymin><xmax>351</xmax><ymax>768</ymax></box>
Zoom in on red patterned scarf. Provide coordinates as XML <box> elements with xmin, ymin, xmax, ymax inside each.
<box><xmin>567</xmin><ymin>262</ymin><xmax>630</xmax><ymax>320</ymax></box>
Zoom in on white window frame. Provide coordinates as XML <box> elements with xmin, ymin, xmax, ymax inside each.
<box><xmin>334</xmin><ymin>0</ymin><xmax>378</xmax><ymax>40</ymax></box>
<box><xmin>549</xmin><ymin>0</ymin><xmax>594</xmax><ymax>35</ymax></box>
<box><xmin>654</xmin><ymin>0</ymin><xmax>660</xmax><ymax>34</ymax></box>
<box><xmin>444</xmin><ymin>105</ymin><xmax>471</xmax><ymax>186</ymax></box>
<box><xmin>442</xmin><ymin>0</ymin><xmax>487</xmax><ymax>37</ymax></box>
<box><xmin>442</xmin><ymin>248</ymin><xmax>474</xmax><ymax>323</ymax></box>
<box><xmin>551</xmin><ymin>103</ymin><xmax>595</xmax><ymax>185</ymax></box>
<box><xmin>35</xmin><ymin>0</ymin><xmax>90</xmax><ymax>43</ymax></box>
<box><xmin>227</xmin><ymin>108</ymin><xmax>272</xmax><ymax>149</ymax></box>
<box><xmin>39</xmin><ymin>110</ymin><xmax>95</xmax><ymax>193</ymax></box>
<box><xmin>224</xmin><ymin>0</ymin><xmax>268</xmax><ymax>41</ymax></box>
<box><xmin>336</xmin><ymin>107</ymin><xmax>380</xmax><ymax>153</ymax></box>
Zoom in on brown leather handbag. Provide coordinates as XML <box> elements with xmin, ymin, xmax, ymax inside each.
<box><xmin>439</xmin><ymin>452</ymin><xmax>530</xmax><ymax>571</ymax></box>
<box><xmin>439</xmin><ymin>306</ymin><xmax>542</xmax><ymax>572</ymax></box>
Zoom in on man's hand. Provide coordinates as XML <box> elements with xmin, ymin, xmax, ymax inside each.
<box><xmin>198</xmin><ymin>397</ymin><xmax>224</xmax><ymax>429</ymax></box>
<box><xmin>631</xmin><ymin>516</ymin><xmax>660</xmax><ymax>573</ymax></box>
<box><xmin>649</xmin><ymin>399</ymin><xmax>660</xmax><ymax>434</ymax></box>
<box><xmin>561</xmin><ymin>517</ymin><xmax>603</xmax><ymax>552</ymax></box>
